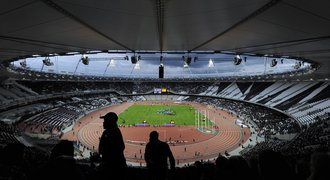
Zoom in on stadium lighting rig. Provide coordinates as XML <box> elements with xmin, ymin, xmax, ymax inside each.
<box><xmin>81</xmin><ymin>54</ymin><xmax>89</xmax><ymax>65</ymax></box>
<box><xmin>42</xmin><ymin>57</ymin><xmax>54</xmax><ymax>66</ymax></box>
<box><xmin>19</xmin><ymin>59</ymin><xmax>27</xmax><ymax>68</ymax></box>
<box><xmin>108</xmin><ymin>59</ymin><xmax>116</xmax><ymax>67</ymax></box>
<box><xmin>134</xmin><ymin>61</ymin><xmax>140</xmax><ymax>70</ymax></box>
<box><xmin>130</xmin><ymin>52</ymin><xmax>141</xmax><ymax>64</ymax></box>
<box><xmin>194</xmin><ymin>56</ymin><xmax>198</xmax><ymax>62</ymax></box>
<box><xmin>73</xmin><ymin>54</ymin><xmax>89</xmax><ymax>75</ymax></box>
<box><xmin>208</xmin><ymin>59</ymin><xmax>215</xmax><ymax>68</ymax></box>
<box><xmin>270</xmin><ymin>58</ymin><xmax>277</xmax><ymax>67</ymax></box>
<box><xmin>11</xmin><ymin>51</ymin><xmax>316</xmax><ymax>80</ymax></box>
<box><xmin>186</xmin><ymin>56</ymin><xmax>192</xmax><ymax>65</ymax></box>
<box><xmin>131</xmin><ymin>55</ymin><xmax>141</xmax><ymax>64</ymax></box>
<box><xmin>180</xmin><ymin>55</ymin><xmax>193</xmax><ymax>69</ymax></box>
<box><xmin>183</xmin><ymin>61</ymin><xmax>189</xmax><ymax>68</ymax></box>
<box><xmin>292</xmin><ymin>61</ymin><xmax>303</xmax><ymax>70</ymax></box>
<box><xmin>103</xmin><ymin>59</ymin><xmax>116</xmax><ymax>76</ymax></box>
<box><xmin>41</xmin><ymin>57</ymin><xmax>54</xmax><ymax>72</ymax></box>
<box><xmin>182</xmin><ymin>56</ymin><xmax>192</xmax><ymax>67</ymax></box>
<box><xmin>233</xmin><ymin>55</ymin><xmax>242</xmax><ymax>65</ymax></box>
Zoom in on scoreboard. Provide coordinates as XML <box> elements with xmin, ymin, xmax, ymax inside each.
<box><xmin>154</xmin><ymin>88</ymin><xmax>170</xmax><ymax>94</ymax></box>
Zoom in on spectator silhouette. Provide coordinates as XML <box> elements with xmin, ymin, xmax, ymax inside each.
<box><xmin>307</xmin><ymin>152</ymin><xmax>330</xmax><ymax>180</ymax></box>
<box><xmin>258</xmin><ymin>150</ymin><xmax>297</xmax><ymax>180</ymax></box>
<box><xmin>0</xmin><ymin>143</ymin><xmax>28</xmax><ymax>180</ymax></box>
<box><xmin>247</xmin><ymin>156</ymin><xmax>261</xmax><ymax>180</ymax></box>
<box><xmin>50</xmin><ymin>139</ymin><xmax>74</xmax><ymax>160</ymax></box>
<box><xmin>227</xmin><ymin>155</ymin><xmax>252</xmax><ymax>180</ymax></box>
<box><xmin>214</xmin><ymin>155</ymin><xmax>230</xmax><ymax>180</ymax></box>
<box><xmin>192</xmin><ymin>161</ymin><xmax>204</xmax><ymax>180</ymax></box>
<box><xmin>145</xmin><ymin>131</ymin><xmax>175</xmax><ymax>180</ymax></box>
<box><xmin>98</xmin><ymin>112</ymin><xmax>127</xmax><ymax>179</ymax></box>
<box><xmin>39</xmin><ymin>140</ymin><xmax>85</xmax><ymax>180</ymax></box>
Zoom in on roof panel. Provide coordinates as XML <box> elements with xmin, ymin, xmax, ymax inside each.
<box><xmin>56</xmin><ymin>0</ymin><xmax>159</xmax><ymax>50</ymax></box>
<box><xmin>164</xmin><ymin>0</ymin><xmax>270</xmax><ymax>50</ymax></box>
<box><xmin>0</xmin><ymin>0</ymin><xmax>329</xmax><ymax>77</ymax></box>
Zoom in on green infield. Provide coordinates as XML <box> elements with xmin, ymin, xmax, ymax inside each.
<box><xmin>118</xmin><ymin>104</ymin><xmax>213</xmax><ymax>125</ymax></box>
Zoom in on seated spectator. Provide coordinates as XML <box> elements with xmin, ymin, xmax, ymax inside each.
<box><xmin>258</xmin><ymin>150</ymin><xmax>297</xmax><ymax>180</ymax></box>
<box><xmin>214</xmin><ymin>155</ymin><xmax>230</xmax><ymax>180</ymax></box>
<box><xmin>307</xmin><ymin>152</ymin><xmax>330</xmax><ymax>180</ymax></box>
<box><xmin>38</xmin><ymin>140</ymin><xmax>85</xmax><ymax>180</ymax></box>
<box><xmin>50</xmin><ymin>139</ymin><xmax>74</xmax><ymax>160</ymax></box>
<box><xmin>227</xmin><ymin>155</ymin><xmax>252</xmax><ymax>180</ymax></box>
<box><xmin>0</xmin><ymin>143</ymin><xmax>28</xmax><ymax>180</ymax></box>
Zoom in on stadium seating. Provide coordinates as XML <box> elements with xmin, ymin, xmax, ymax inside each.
<box><xmin>0</xmin><ymin>80</ymin><xmax>329</xmax><ymax>180</ymax></box>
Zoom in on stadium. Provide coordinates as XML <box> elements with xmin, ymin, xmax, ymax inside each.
<box><xmin>0</xmin><ymin>0</ymin><xmax>329</xmax><ymax>180</ymax></box>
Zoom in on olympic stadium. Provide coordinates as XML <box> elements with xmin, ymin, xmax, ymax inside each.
<box><xmin>0</xmin><ymin>0</ymin><xmax>330</xmax><ymax>180</ymax></box>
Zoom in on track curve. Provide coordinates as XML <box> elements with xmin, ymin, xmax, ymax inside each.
<box><xmin>62</xmin><ymin>101</ymin><xmax>251</xmax><ymax>164</ymax></box>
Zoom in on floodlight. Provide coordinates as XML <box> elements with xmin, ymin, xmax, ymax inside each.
<box><xmin>42</xmin><ymin>57</ymin><xmax>54</xmax><ymax>66</ymax></box>
<box><xmin>81</xmin><ymin>55</ymin><xmax>89</xmax><ymax>65</ymax></box>
<box><xmin>20</xmin><ymin>61</ymin><xmax>27</xmax><ymax>68</ymax></box>
<box><xmin>233</xmin><ymin>55</ymin><xmax>242</xmax><ymax>65</ymax></box>
<box><xmin>134</xmin><ymin>62</ymin><xmax>140</xmax><ymax>69</ymax></box>
<box><xmin>194</xmin><ymin>57</ymin><xmax>198</xmax><ymax>62</ymax></box>
<box><xmin>208</xmin><ymin>59</ymin><xmax>214</xmax><ymax>68</ymax></box>
<box><xmin>270</xmin><ymin>58</ymin><xmax>277</xmax><ymax>67</ymax></box>
<box><xmin>183</xmin><ymin>62</ymin><xmax>189</xmax><ymax>68</ymax></box>
<box><xmin>186</xmin><ymin>57</ymin><xmax>192</xmax><ymax>65</ymax></box>
<box><xmin>131</xmin><ymin>56</ymin><xmax>137</xmax><ymax>64</ymax></box>
<box><xmin>108</xmin><ymin>59</ymin><xmax>115</xmax><ymax>67</ymax></box>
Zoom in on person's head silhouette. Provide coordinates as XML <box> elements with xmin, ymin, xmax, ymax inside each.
<box><xmin>149</xmin><ymin>131</ymin><xmax>159</xmax><ymax>142</ymax></box>
<box><xmin>2</xmin><ymin>143</ymin><xmax>25</xmax><ymax>164</ymax></box>
<box><xmin>100</xmin><ymin>112</ymin><xmax>118</xmax><ymax>129</ymax></box>
<box><xmin>50</xmin><ymin>140</ymin><xmax>74</xmax><ymax>160</ymax></box>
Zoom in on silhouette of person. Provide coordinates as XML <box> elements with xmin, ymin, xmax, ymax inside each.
<box><xmin>307</xmin><ymin>152</ymin><xmax>330</xmax><ymax>180</ymax></box>
<box><xmin>227</xmin><ymin>155</ymin><xmax>252</xmax><ymax>180</ymax></box>
<box><xmin>214</xmin><ymin>155</ymin><xmax>230</xmax><ymax>180</ymax></box>
<box><xmin>39</xmin><ymin>140</ymin><xmax>85</xmax><ymax>180</ymax></box>
<box><xmin>50</xmin><ymin>139</ymin><xmax>74</xmax><ymax>160</ymax></box>
<box><xmin>145</xmin><ymin>131</ymin><xmax>175</xmax><ymax>180</ymax></box>
<box><xmin>98</xmin><ymin>112</ymin><xmax>127</xmax><ymax>178</ymax></box>
<box><xmin>0</xmin><ymin>143</ymin><xmax>28</xmax><ymax>180</ymax></box>
<box><xmin>258</xmin><ymin>150</ymin><xmax>297</xmax><ymax>180</ymax></box>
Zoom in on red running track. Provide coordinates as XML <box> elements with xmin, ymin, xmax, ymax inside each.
<box><xmin>62</xmin><ymin>101</ymin><xmax>250</xmax><ymax>164</ymax></box>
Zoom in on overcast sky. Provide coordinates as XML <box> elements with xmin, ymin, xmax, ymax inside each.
<box><xmin>13</xmin><ymin>53</ymin><xmax>310</xmax><ymax>78</ymax></box>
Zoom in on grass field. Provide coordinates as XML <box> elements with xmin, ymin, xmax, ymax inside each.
<box><xmin>118</xmin><ymin>104</ymin><xmax>213</xmax><ymax>125</ymax></box>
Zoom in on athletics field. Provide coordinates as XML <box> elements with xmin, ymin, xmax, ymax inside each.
<box><xmin>118</xmin><ymin>104</ymin><xmax>213</xmax><ymax>125</ymax></box>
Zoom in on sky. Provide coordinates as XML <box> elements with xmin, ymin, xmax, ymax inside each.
<box><xmin>12</xmin><ymin>52</ymin><xmax>311</xmax><ymax>79</ymax></box>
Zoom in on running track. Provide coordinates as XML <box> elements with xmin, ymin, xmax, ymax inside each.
<box><xmin>62</xmin><ymin>101</ymin><xmax>250</xmax><ymax>164</ymax></box>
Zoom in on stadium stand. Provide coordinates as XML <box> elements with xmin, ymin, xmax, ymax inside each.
<box><xmin>0</xmin><ymin>79</ymin><xmax>328</xmax><ymax>180</ymax></box>
<box><xmin>1</xmin><ymin>0</ymin><xmax>330</xmax><ymax>179</ymax></box>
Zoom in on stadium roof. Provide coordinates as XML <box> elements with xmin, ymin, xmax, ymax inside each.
<box><xmin>1</xmin><ymin>0</ymin><xmax>330</xmax><ymax>78</ymax></box>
